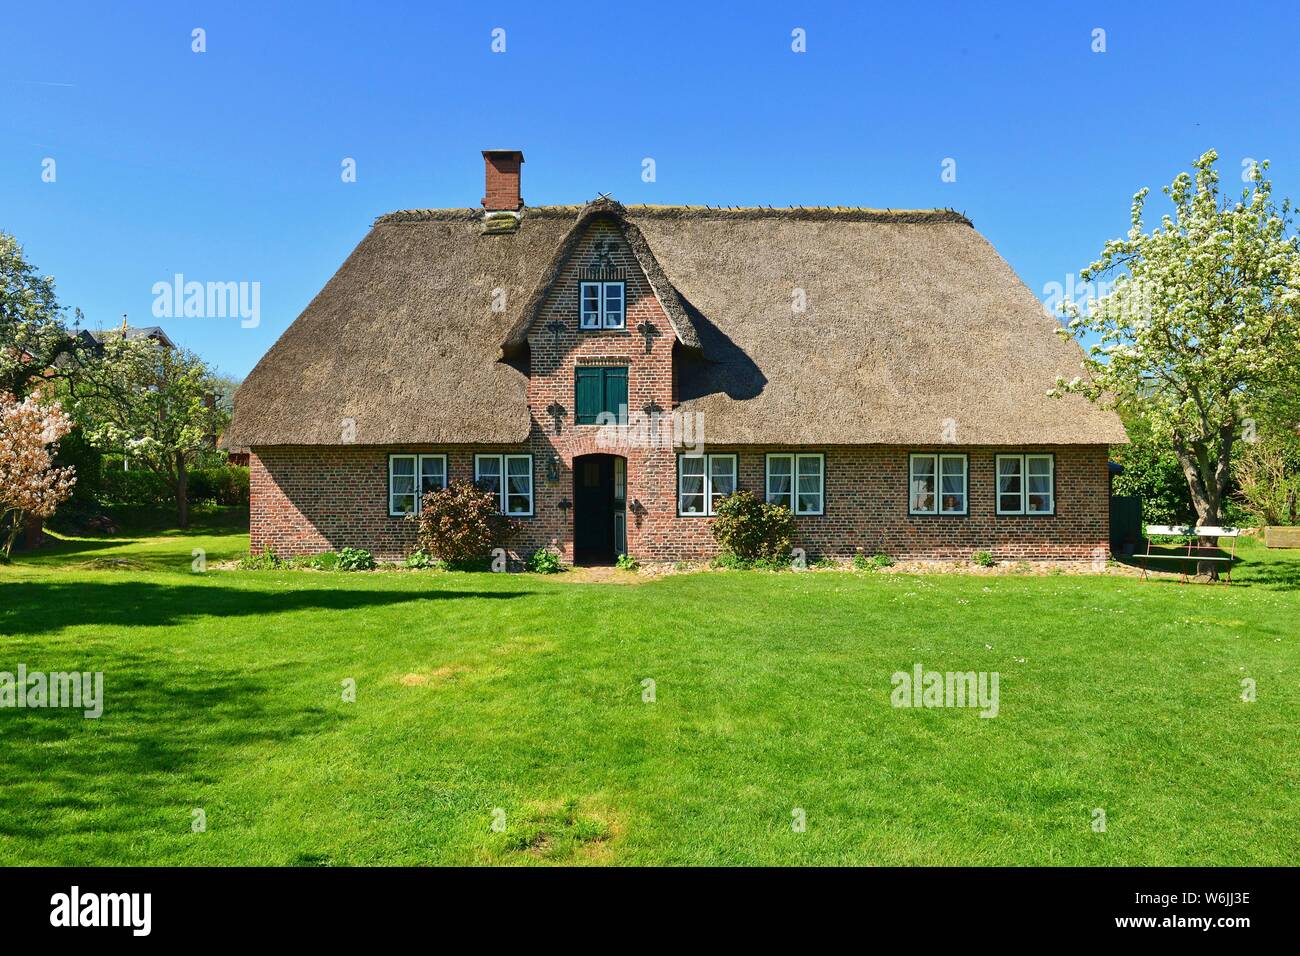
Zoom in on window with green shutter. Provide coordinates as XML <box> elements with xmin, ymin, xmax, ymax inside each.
<box><xmin>574</xmin><ymin>366</ymin><xmax>628</xmax><ymax>424</ymax></box>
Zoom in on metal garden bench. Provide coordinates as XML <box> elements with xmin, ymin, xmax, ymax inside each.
<box><xmin>1138</xmin><ymin>525</ymin><xmax>1241</xmax><ymax>584</ymax></box>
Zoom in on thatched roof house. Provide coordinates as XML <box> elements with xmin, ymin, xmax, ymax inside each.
<box><xmin>229</xmin><ymin>150</ymin><xmax>1125</xmax><ymax>565</ymax></box>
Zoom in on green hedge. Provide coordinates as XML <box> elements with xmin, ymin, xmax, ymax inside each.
<box><xmin>95</xmin><ymin>465</ymin><xmax>249</xmax><ymax>507</ymax></box>
<box><xmin>189</xmin><ymin>466</ymin><xmax>250</xmax><ymax>506</ymax></box>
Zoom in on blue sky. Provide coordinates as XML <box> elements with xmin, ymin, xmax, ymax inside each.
<box><xmin>4</xmin><ymin>0</ymin><xmax>1298</xmax><ymax>378</ymax></box>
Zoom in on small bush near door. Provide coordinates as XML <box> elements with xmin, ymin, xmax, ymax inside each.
<box><xmin>412</xmin><ymin>481</ymin><xmax>516</xmax><ymax>568</ymax></box>
<box><xmin>711</xmin><ymin>490</ymin><xmax>795</xmax><ymax>563</ymax></box>
<box><xmin>528</xmin><ymin>548</ymin><xmax>562</xmax><ymax>574</ymax></box>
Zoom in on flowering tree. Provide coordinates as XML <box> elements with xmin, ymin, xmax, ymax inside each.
<box><xmin>0</xmin><ymin>232</ymin><xmax>80</xmax><ymax>399</ymax></box>
<box><xmin>70</xmin><ymin>334</ymin><xmax>228</xmax><ymax>528</ymax></box>
<box><xmin>1054</xmin><ymin>150</ymin><xmax>1300</xmax><ymax>536</ymax></box>
<box><xmin>0</xmin><ymin>391</ymin><xmax>76</xmax><ymax>558</ymax></box>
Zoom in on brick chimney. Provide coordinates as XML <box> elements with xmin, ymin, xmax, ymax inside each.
<box><xmin>481</xmin><ymin>150</ymin><xmax>524</xmax><ymax>211</ymax></box>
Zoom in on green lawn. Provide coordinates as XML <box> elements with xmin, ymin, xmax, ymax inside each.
<box><xmin>1</xmin><ymin>517</ymin><xmax>1297</xmax><ymax>866</ymax></box>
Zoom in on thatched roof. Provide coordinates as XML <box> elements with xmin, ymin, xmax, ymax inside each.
<box><xmin>225</xmin><ymin>200</ymin><xmax>1126</xmax><ymax>448</ymax></box>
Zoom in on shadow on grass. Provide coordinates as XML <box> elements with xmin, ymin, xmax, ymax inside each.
<box><xmin>0</xmin><ymin>581</ymin><xmax>524</xmax><ymax>637</ymax></box>
<box><xmin>0</xmin><ymin>648</ymin><xmax>342</xmax><ymax>851</ymax></box>
<box><xmin>1112</xmin><ymin>552</ymin><xmax>1300</xmax><ymax>592</ymax></box>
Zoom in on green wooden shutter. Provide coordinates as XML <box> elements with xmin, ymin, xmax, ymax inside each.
<box><xmin>575</xmin><ymin>367</ymin><xmax>602</xmax><ymax>424</ymax></box>
<box><xmin>604</xmin><ymin>367</ymin><xmax>628</xmax><ymax>424</ymax></box>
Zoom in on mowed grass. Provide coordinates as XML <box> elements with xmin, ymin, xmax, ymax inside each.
<box><xmin>1</xmin><ymin>519</ymin><xmax>1297</xmax><ymax>866</ymax></box>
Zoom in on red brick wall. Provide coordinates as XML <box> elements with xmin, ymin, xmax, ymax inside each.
<box><xmin>249</xmin><ymin>443</ymin><xmax>1110</xmax><ymax>563</ymax></box>
<box><xmin>247</xmin><ymin>216</ymin><xmax>1111</xmax><ymax>564</ymax></box>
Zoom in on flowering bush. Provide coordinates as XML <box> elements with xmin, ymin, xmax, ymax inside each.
<box><xmin>710</xmin><ymin>490</ymin><xmax>794</xmax><ymax>563</ymax></box>
<box><xmin>0</xmin><ymin>391</ymin><xmax>76</xmax><ymax>558</ymax></box>
<box><xmin>412</xmin><ymin>480</ymin><xmax>516</xmax><ymax>568</ymax></box>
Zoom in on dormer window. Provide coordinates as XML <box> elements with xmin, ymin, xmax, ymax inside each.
<box><xmin>579</xmin><ymin>281</ymin><xmax>625</xmax><ymax>330</ymax></box>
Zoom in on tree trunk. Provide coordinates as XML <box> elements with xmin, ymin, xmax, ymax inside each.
<box><xmin>1173</xmin><ymin>436</ymin><xmax>1229</xmax><ymax>581</ymax></box>
<box><xmin>176</xmin><ymin>453</ymin><xmax>190</xmax><ymax>529</ymax></box>
<box><xmin>0</xmin><ymin>512</ymin><xmax>22</xmax><ymax>561</ymax></box>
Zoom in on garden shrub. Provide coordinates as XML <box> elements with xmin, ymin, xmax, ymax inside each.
<box><xmin>403</xmin><ymin>548</ymin><xmax>442</xmax><ymax>570</ymax></box>
<box><xmin>238</xmin><ymin>546</ymin><xmax>281</xmax><ymax>570</ymax></box>
<box><xmin>412</xmin><ymin>480</ymin><xmax>516</xmax><ymax>567</ymax></box>
<box><xmin>854</xmin><ymin>552</ymin><xmax>894</xmax><ymax>570</ymax></box>
<box><xmin>1110</xmin><ymin>416</ymin><xmax>1196</xmax><ymax>524</ymax></box>
<box><xmin>1233</xmin><ymin>433</ymin><xmax>1300</xmax><ymax>526</ymax></box>
<box><xmin>615</xmin><ymin>553</ymin><xmax>639</xmax><ymax>571</ymax></box>
<box><xmin>972</xmin><ymin>550</ymin><xmax>996</xmax><ymax>568</ymax></box>
<box><xmin>98</xmin><ymin>467</ymin><xmax>172</xmax><ymax>507</ymax></box>
<box><xmin>188</xmin><ymin>465</ymin><xmax>250</xmax><ymax>506</ymax></box>
<box><xmin>336</xmin><ymin>547</ymin><xmax>375</xmax><ymax>571</ymax></box>
<box><xmin>528</xmin><ymin>548</ymin><xmax>562</xmax><ymax>574</ymax></box>
<box><xmin>710</xmin><ymin>490</ymin><xmax>795</xmax><ymax>563</ymax></box>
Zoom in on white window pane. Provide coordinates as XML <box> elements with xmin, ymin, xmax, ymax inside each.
<box><xmin>997</xmin><ymin>459</ymin><xmax>1022</xmax><ymax>493</ymax></box>
<box><xmin>680</xmin><ymin>493</ymin><xmax>705</xmax><ymax>514</ymax></box>
<box><xmin>911</xmin><ymin>479</ymin><xmax>935</xmax><ymax>513</ymax></box>
<box><xmin>941</xmin><ymin>493</ymin><xmax>965</xmax><ymax>514</ymax></box>
<box><xmin>797</xmin><ymin>456</ymin><xmax>822</xmax><ymax>479</ymax></box>
<box><xmin>709</xmin><ymin>456</ymin><xmax>736</xmax><ymax>480</ymax></box>
<box><xmin>391</xmin><ymin>456</ymin><xmax>415</xmax><ymax>476</ymax></box>
<box><xmin>768</xmin><ymin>456</ymin><xmax>792</xmax><ymax>476</ymax></box>
<box><xmin>580</xmin><ymin>284</ymin><xmax>601</xmax><ymax>328</ymax></box>
<box><xmin>420</xmin><ymin>457</ymin><xmax>445</xmax><ymax>494</ymax></box>
<box><xmin>1027</xmin><ymin>456</ymin><xmax>1052</xmax><ymax>477</ymax></box>
<box><xmin>506</xmin><ymin>456</ymin><xmax>530</xmax><ymax>477</ymax></box>
<box><xmin>476</xmin><ymin>457</ymin><xmax>502</xmax><ymax>503</ymax></box>
<box><xmin>680</xmin><ymin>456</ymin><xmax>705</xmax><ymax>476</ymax></box>
<box><xmin>603</xmin><ymin>284</ymin><xmax>624</xmax><ymax>328</ymax></box>
<box><xmin>910</xmin><ymin>456</ymin><xmax>936</xmax><ymax>512</ymax></box>
<box><xmin>797</xmin><ymin>492</ymin><xmax>821</xmax><ymax>514</ymax></box>
<box><xmin>391</xmin><ymin>493</ymin><xmax>416</xmax><ymax>515</ymax></box>
<box><xmin>1027</xmin><ymin>494</ymin><xmax>1052</xmax><ymax>514</ymax></box>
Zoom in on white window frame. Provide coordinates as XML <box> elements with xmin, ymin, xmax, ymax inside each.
<box><xmin>579</xmin><ymin>280</ymin><xmax>626</xmax><ymax>330</ymax></box>
<box><xmin>765</xmin><ymin>453</ymin><xmax>825</xmax><ymax>516</ymax></box>
<box><xmin>475</xmin><ymin>453</ymin><xmax>534</xmax><ymax>517</ymax></box>
<box><xmin>908</xmin><ymin>453</ymin><xmax>967</xmax><ymax>516</ymax></box>
<box><xmin>996</xmin><ymin>453</ymin><xmax>1055</xmax><ymax>516</ymax></box>
<box><xmin>677</xmin><ymin>453</ymin><xmax>738</xmax><ymax>517</ymax></box>
<box><xmin>389</xmin><ymin>454</ymin><xmax>448</xmax><ymax>516</ymax></box>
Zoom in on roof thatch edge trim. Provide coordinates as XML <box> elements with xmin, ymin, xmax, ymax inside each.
<box><xmin>376</xmin><ymin>204</ymin><xmax>972</xmax><ymax>226</ymax></box>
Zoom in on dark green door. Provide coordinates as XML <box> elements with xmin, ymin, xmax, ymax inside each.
<box><xmin>573</xmin><ymin>455</ymin><xmax>615</xmax><ymax>563</ymax></box>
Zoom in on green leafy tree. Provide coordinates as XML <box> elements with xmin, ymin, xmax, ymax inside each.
<box><xmin>70</xmin><ymin>335</ymin><xmax>229</xmax><ymax>528</ymax></box>
<box><xmin>0</xmin><ymin>231</ymin><xmax>82</xmax><ymax>398</ymax></box>
<box><xmin>1055</xmin><ymin>151</ymin><xmax>1300</xmax><ymax>541</ymax></box>
<box><xmin>1110</xmin><ymin>412</ymin><xmax>1196</xmax><ymax>525</ymax></box>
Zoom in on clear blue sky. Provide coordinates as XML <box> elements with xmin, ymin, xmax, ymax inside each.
<box><xmin>4</xmin><ymin>0</ymin><xmax>1297</xmax><ymax>378</ymax></box>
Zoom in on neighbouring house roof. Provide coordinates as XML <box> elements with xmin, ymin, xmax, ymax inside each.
<box><xmin>224</xmin><ymin>199</ymin><xmax>1127</xmax><ymax>448</ymax></box>
<box><xmin>86</xmin><ymin>325</ymin><xmax>176</xmax><ymax>348</ymax></box>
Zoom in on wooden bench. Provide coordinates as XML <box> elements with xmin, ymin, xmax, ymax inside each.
<box><xmin>1139</xmin><ymin>525</ymin><xmax>1240</xmax><ymax>584</ymax></box>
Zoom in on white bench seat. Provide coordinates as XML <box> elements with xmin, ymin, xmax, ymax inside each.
<box><xmin>1139</xmin><ymin>526</ymin><xmax>1240</xmax><ymax>584</ymax></box>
